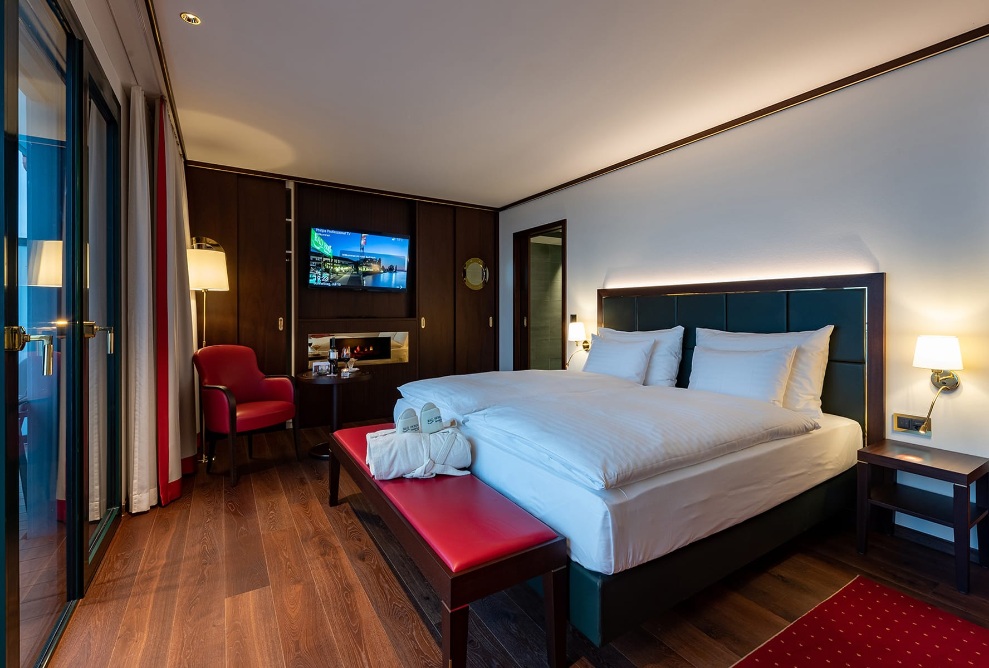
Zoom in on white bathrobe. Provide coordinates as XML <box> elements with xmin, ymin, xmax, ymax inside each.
<box><xmin>365</xmin><ymin>427</ymin><xmax>472</xmax><ymax>480</ymax></box>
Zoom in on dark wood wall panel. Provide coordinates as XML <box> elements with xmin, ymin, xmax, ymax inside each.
<box><xmin>186</xmin><ymin>168</ymin><xmax>239</xmax><ymax>347</ymax></box>
<box><xmin>237</xmin><ymin>176</ymin><xmax>289</xmax><ymax>374</ymax></box>
<box><xmin>415</xmin><ymin>202</ymin><xmax>456</xmax><ymax>379</ymax></box>
<box><xmin>296</xmin><ymin>184</ymin><xmax>414</xmax><ymax>322</ymax></box>
<box><xmin>454</xmin><ymin>208</ymin><xmax>497</xmax><ymax>374</ymax></box>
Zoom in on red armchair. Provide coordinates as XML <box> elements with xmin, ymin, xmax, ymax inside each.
<box><xmin>193</xmin><ymin>345</ymin><xmax>299</xmax><ymax>485</ymax></box>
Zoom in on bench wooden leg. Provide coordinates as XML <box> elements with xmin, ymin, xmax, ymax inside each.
<box><xmin>543</xmin><ymin>566</ymin><xmax>568</xmax><ymax>668</ymax></box>
<box><xmin>329</xmin><ymin>451</ymin><xmax>340</xmax><ymax>507</ymax></box>
<box><xmin>442</xmin><ymin>602</ymin><xmax>469</xmax><ymax>668</ymax></box>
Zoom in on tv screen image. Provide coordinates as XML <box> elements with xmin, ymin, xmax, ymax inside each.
<box><xmin>309</xmin><ymin>227</ymin><xmax>409</xmax><ymax>291</ymax></box>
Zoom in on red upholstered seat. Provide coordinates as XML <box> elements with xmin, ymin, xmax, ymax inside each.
<box><xmin>193</xmin><ymin>345</ymin><xmax>300</xmax><ymax>484</ymax></box>
<box><xmin>334</xmin><ymin>424</ymin><xmax>559</xmax><ymax>573</ymax></box>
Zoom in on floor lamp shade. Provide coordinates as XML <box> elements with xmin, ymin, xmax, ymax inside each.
<box><xmin>28</xmin><ymin>240</ymin><xmax>64</xmax><ymax>287</ymax></box>
<box><xmin>187</xmin><ymin>248</ymin><xmax>229</xmax><ymax>291</ymax></box>
<box><xmin>188</xmin><ymin>242</ymin><xmax>229</xmax><ymax>349</ymax></box>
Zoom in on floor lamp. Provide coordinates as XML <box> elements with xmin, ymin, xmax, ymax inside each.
<box><xmin>188</xmin><ymin>238</ymin><xmax>229</xmax><ymax>465</ymax></box>
<box><xmin>187</xmin><ymin>237</ymin><xmax>229</xmax><ymax>348</ymax></box>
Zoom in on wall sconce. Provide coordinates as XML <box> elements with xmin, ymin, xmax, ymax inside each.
<box><xmin>187</xmin><ymin>237</ymin><xmax>229</xmax><ymax>348</ymax></box>
<box><xmin>567</xmin><ymin>314</ymin><xmax>589</xmax><ymax>368</ymax></box>
<box><xmin>912</xmin><ymin>335</ymin><xmax>963</xmax><ymax>434</ymax></box>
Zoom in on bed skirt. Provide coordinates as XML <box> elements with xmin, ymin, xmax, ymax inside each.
<box><xmin>567</xmin><ymin>466</ymin><xmax>856</xmax><ymax>646</ymax></box>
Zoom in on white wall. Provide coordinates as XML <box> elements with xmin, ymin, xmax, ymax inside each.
<box><xmin>499</xmin><ymin>38</ymin><xmax>989</xmax><ymax>540</ymax></box>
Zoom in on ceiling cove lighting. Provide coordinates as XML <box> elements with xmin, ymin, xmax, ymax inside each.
<box><xmin>179</xmin><ymin>12</ymin><xmax>202</xmax><ymax>25</ymax></box>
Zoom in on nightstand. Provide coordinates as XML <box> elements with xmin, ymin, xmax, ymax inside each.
<box><xmin>857</xmin><ymin>439</ymin><xmax>989</xmax><ymax>593</ymax></box>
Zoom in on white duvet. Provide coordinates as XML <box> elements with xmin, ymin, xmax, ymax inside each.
<box><xmin>398</xmin><ymin>370</ymin><xmax>637</xmax><ymax>419</ymax></box>
<box><xmin>399</xmin><ymin>371</ymin><xmax>819</xmax><ymax>491</ymax></box>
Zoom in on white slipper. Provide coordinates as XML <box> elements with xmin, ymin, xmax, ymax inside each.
<box><xmin>397</xmin><ymin>408</ymin><xmax>420</xmax><ymax>433</ymax></box>
<box><xmin>420</xmin><ymin>402</ymin><xmax>444</xmax><ymax>434</ymax></box>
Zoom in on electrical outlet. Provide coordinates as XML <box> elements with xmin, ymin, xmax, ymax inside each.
<box><xmin>892</xmin><ymin>412</ymin><xmax>931</xmax><ymax>436</ymax></box>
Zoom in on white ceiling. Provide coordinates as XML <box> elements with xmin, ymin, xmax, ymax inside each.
<box><xmin>153</xmin><ymin>1</ymin><xmax>989</xmax><ymax>208</ymax></box>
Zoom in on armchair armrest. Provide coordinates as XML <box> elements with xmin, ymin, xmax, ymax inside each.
<box><xmin>260</xmin><ymin>374</ymin><xmax>295</xmax><ymax>403</ymax></box>
<box><xmin>201</xmin><ymin>384</ymin><xmax>237</xmax><ymax>434</ymax></box>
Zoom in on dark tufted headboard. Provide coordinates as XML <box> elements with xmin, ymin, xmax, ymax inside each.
<box><xmin>598</xmin><ymin>273</ymin><xmax>885</xmax><ymax>444</ymax></box>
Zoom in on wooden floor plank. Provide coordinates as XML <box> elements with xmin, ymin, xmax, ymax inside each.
<box><xmin>278</xmin><ymin>460</ymin><xmax>403</xmax><ymax>668</ymax></box>
<box><xmin>50</xmin><ymin>511</ymin><xmax>157</xmax><ymax>667</ymax></box>
<box><xmin>347</xmin><ymin>493</ymin><xmax>443</xmax><ymax>634</ymax></box>
<box><xmin>225</xmin><ymin>586</ymin><xmax>287</xmax><ymax>668</ymax></box>
<box><xmin>610</xmin><ymin>627</ymin><xmax>694</xmax><ymax>668</ymax></box>
<box><xmin>679</xmin><ymin>585</ymin><xmax>788</xmax><ymax>658</ymax></box>
<box><xmin>261</xmin><ymin>527</ymin><xmax>347</xmax><ymax>667</ymax></box>
<box><xmin>251</xmin><ymin>455</ymin><xmax>294</xmax><ymax>534</ymax></box>
<box><xmin>106</xmin><ymin>478</ymin><xmax>195</xmax><ymax>667</ymax></box>
<box><xmin>325</xmin><ymin>499</ymin><xmax>441</xmax><ymax>668</ymax></box>
<box><xmin>642</xmin><ymin>614</ymin><xmax>741</xmax><ymax>668</ymax></box>
<box><xmin>223</xmin><ymin>475</ymin><xmax>269</xmax><ymax>598</ymax></box>
<box><xmin>166</xmin><ymin>468</ymin><xmax>227</xmax><ymax>667</ymax></box>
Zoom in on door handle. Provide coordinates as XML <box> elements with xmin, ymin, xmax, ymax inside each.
<box><xmin>81</xmin><ymin>321</ymin><xmax>114</xmax><ymax>355</ymax></box>
<box><xmin>421</xmin><ymin>317</ymin><xmax>426</xmax><ymax>329</ymax></box>
<box><xmin>4</xmin><ymin>326</ymin><xmax>54</xmax><ymax>375</ymax></box>
<box><xmin>95</xmin><ymin>326</ymin><xmax>114</xmax><ymax>355</ymax></box>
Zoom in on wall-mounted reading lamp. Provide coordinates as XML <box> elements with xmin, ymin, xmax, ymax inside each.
<box><xmin>566</xmin><ymin>314</ymin><xmax>589</xmax><ymax>368</ymax></box>
<box><xmin>912</xmin><ymin>335</ymin><xmax>963</xmax><ymax>435</ymax></box>
<box><xmin>187</xmin><ymin>237</ymin><xmax>229</xmax><ymax>348</ymax></box>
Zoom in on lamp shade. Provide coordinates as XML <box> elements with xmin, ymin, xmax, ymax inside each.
<box><xmin>913</xmin><ymin>335</ymin><xmax>963</xmax><ymax>370</ymax></box>
<box><xmin>27</xmin><ymin>240</ymin><xmax>63</xmax><ymax>287</ymax></box>
<box><xmin>187</xmin><ymin>248</ymin><xmax>229</xmax><ymax>291</ymax></box>
<box><xmin>567</xmin><ymin>321</ymin><xmax>587</xmax><ymax>343</ymax></box>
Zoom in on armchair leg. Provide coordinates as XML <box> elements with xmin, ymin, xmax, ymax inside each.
<box><xmin>229</xmin><ymin>432</ymin><xmax>238</xmax><ymax>487</ymax></box>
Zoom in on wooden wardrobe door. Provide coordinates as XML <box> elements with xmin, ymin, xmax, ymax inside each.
<box><xmin>416</xmin><ymin>202</ymin><xmax>456</xmax><ymax>379</ymax></box>
<box><xmin>455</xmin><ymin>207</ymin><xmax>497</xmax><ymax>374</ymax></box>
<box><xmin>237</xmin><ymin>175</ymin><xmax>289</xmax><ymax>374</ymax></box>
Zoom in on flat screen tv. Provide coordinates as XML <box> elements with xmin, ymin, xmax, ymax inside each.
<box><xmin>308</xmin><ymin>227</ymin><xmax>409</xmax><ymax>292</ymax></box>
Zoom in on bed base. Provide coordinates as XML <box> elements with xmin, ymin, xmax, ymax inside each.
<box><xmin>569</xmin><ymin>467</ymin><xmax>855</xmax><ymax>646</ymax></box>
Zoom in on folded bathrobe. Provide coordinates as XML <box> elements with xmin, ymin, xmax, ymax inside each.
<box><xmin>366</xmin><ymin>427</ymin><xmax>472</xmax><ymax>480</ymax></box>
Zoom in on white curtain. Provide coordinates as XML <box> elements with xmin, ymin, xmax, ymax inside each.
<box><xmin>88</xmin><ymin>100</ymin><xmax>108</xmax><ymax>521</ymax></box>
<box><xmin>163</xmin><ymin>104</ymin><xmax>198</xmax><ymax>468</ymax></box>
<box><xmin>126</xmin><ymin>86</ymin><xmax>157</xmax><ymax>512</ymax></box>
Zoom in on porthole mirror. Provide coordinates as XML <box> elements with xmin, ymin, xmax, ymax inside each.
<box><xmin>463</xmin><ymin>257</ymin><xmax>489</xmax><ymax>291</ymax></box>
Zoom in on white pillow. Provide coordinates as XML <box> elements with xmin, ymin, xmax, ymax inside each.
<box><xmin>582</xmin><ymin>335</ymin><xmax>654</xmax><ymax>384</ymax></box>
<box><xmin>597</xmin><ymin>326</ymin><xmax>684</xmax><ymax>387</ymax></box>
<box><xmin>695</xmin><ymin>326</ymin><xmax>834</xmax><ymax>418</ymax></box>
<box><xmin>688</xmin><ymin>346</ymin><xmax>798</xmax><ymax>406</ymax></box>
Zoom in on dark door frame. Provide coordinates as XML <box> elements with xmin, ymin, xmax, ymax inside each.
<box><xmin>512</xmin><ymin>220</ymin><xmax>566</xmax><ymax>371</ymax></box>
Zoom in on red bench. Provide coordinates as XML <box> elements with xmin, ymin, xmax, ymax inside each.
<box><xmin>329</xmin><ymin>424</ymin><xmax>568</xmax><ymax>668</ymax></box>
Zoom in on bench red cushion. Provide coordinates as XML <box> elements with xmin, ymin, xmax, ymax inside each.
<box><xmin>335</xmin><ymin>424</ymin><xmax>560</xmax><ymax>573</ymax></box>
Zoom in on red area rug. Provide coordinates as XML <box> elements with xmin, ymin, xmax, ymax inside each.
<box><xmin>734</xmin><ymin>576</ymin><xmax>989</xmax><ymax>667</ymax></box>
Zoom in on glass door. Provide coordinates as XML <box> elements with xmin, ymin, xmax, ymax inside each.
<box><xmin>2</xmin><ymin>0</ymin><xmax>121</xmax><ymax>663</ymax></box>
<box><xmin>14</xmin><ymin>0</ymin><xmax>71</xmax><ymax>664</ymax></box>
<box><xmin>81</xmin><ymin>81</ymin><xmax>120</xmax><ymax>584</ymax></box>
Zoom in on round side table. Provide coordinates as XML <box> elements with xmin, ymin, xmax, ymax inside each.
<box><xmin>295</xmin><ymin>370</ymin><xmax>373</xmax><ymax>458</ymax></box>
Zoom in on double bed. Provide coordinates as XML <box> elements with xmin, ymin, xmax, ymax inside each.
<box><xmin>395</xmin><ymin>273</ymin><xmax>885</xmax><ymax>645</ymax></box>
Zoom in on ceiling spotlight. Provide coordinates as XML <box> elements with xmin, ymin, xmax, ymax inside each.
<box><xmin>180</xmin><ymin>12</ymin><xmax>202</xmax><ymax>25</ymax></box>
